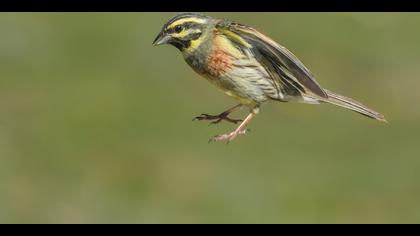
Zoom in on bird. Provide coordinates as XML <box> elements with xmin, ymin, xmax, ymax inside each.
<box><xmin>152</xmin><ymin>13</ymin><xmax>387</xmax><ymax>142</ymax></box>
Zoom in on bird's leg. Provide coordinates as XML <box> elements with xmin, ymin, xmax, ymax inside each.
<box><xmin>210</xmin><ymin>107</ymin><xmax>259</xmax><ymax>143</ymax></box>
<box><xmin>193</xmin><ymin>104</ymin><xmax>243</xmax><ymax>124</ymax></box>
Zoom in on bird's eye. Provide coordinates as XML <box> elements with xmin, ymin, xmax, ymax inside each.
<box><xmin>174</xmin><ymin>25</ymin><xmax>183</xmax><ymax>33</ymax></box>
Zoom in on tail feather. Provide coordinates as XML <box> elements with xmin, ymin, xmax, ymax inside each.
<box><xmin>321</xmin><ymin>89</ymin><xmax>387</xmax><ymax>122</ymax></box>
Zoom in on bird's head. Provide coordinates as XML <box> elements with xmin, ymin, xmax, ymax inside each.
<box><xmin>153</xmin><ymin>13</ymin><xmax>214</xmax><ymax>52</ymax></box>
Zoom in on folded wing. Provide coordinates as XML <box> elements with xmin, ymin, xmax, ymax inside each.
<box><xmin>216</xmin><ymin>21</ymin><xmax>328</xmax><ymax>99</ymax></box>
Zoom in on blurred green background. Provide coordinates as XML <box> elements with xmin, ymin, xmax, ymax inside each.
<box><xmin>0</xmin><ymin>12</ymin><xmax>419</xmax><ymax>223</ymax></box>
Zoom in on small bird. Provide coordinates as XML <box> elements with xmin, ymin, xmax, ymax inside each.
<box><xmin>153</xmin><ymin>13</ymin><xmax>386</xmax><ymax>142</ymax></box>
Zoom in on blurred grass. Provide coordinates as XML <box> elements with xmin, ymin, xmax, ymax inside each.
<box><xmin>0</xmin><ymin>12</ymin><xmax>420</xmax><ymax>223</ymax></box>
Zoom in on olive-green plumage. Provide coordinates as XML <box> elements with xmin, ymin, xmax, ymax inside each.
<box><xmin>153</xmin><ymin>13</ymin><xmax>386</xmax><ymax>142</ymax></box>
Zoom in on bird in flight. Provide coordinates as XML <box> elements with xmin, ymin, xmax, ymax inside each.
<box><xmin>153</xmin><ymin>13</ymin><xmax>387</xmax><ymax>142</ymax></box>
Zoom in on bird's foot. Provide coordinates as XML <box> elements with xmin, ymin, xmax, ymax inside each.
<box><xmin>193</xmin><ymin>112</ymin><xmax>242</xmax><ymax>125</ymax></box>
<box><xmin>209</xmin><ymin>128</ymin><xmax>250</xmax><ymax>143</ymax></box>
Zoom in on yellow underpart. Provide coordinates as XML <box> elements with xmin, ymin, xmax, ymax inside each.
<box><xmin>167</xmin><ymin>17</ymin><xmax>206</xmax><ymax>30</ymax></box>
<box><xmin>213</xmin><ymin>34</ymin><xmax>244</xmax><ymax>58</ymax></box>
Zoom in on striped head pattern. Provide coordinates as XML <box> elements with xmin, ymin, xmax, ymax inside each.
<box><xmin>152</xmin><ymin>13</ymin><xmax>214</xmax><ymax>51</ymax></box>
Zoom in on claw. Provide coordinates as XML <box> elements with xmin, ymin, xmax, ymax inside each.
<box><xmin>193</xmin><ymin>113</ymin><xmax>213</xmax><ymax>121</ymax></box>
<box><xmin>225</xmin><ymin>118</ymin><xmax>243</xmax><ymax>124</ymax></box>
<box><xmin>208</xmin><ymin>136</ymin><xmax>216</xmax><ymax>143</ymax></box>
<box><xmin>209</xmin><ymin>128</ymin><xmax>249</xmax><ymax>143</ymax></box>
<box><xmin>193</xmin><ymin>104</ymin><xmax>244</xmax><ymax>125</ymax></box>
<box><xmin>209</xmin><ymin>119</ymin><xmax>223</xmax><ymax>125</ymax></box>
<box><xmin>206</xmin><ymin>107</ymin><xmax>257</xmax><ymax>143</ymax></box>
<box><xmin>193</xmin><ymin>112</ymin><xmax>242</xmax><ymax>125</ymax></box>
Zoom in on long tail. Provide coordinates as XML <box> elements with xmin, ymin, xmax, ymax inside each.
<box><xmin>321</xmin><ymin>89</ymin><xmax>387</xmax><ymax>122</ymax></box>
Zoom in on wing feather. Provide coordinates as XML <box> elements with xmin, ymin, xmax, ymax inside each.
<box><xmin>216</xmin><ymin>20</ymin><xmax>328</xmax><ymax>99</ymax></box>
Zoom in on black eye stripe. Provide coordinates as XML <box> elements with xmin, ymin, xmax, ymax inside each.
<box><xmin>174</xmin><ymin>25</ymin><xmax>183</xmax><ymax>33</ymax></box>
<box><xmin>188</xmin><ymin>32</ymin><xmax>202</xmax><ymax>40</ymax></box>
<box><xmin>167</xmin><ymin>22</ymin><xmax>201</xmax><ymax>33</ymax></box>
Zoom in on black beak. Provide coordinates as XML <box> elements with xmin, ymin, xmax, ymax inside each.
<box><xmin>152</xmin><ymin>31</ymin><xmax>171</xmax><ymax>46</ymax></box>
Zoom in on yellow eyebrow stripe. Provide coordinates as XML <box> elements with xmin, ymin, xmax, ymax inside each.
<box><xmin>167</xmin><ymin>17</ymin><xmax>206</xmax><ymax>29</ymax></box>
